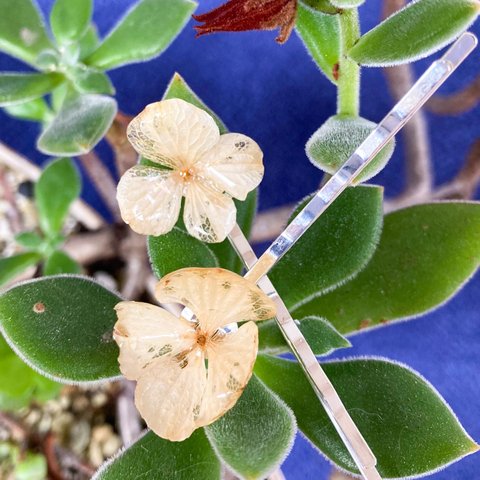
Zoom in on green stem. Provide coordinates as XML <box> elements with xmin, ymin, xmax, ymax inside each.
<box><xmin>337</xmin><ymin>8</ymin><xmax>360</xmax><ymax>117</ymax></box>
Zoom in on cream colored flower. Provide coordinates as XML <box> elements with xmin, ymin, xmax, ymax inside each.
<box><xmin>113</xmin><ymin>267</ymin><xmax>276</xmax><ymax>442</ymax></box>
<box><xmin>117</xmin><ymin>98</ymin><xmax>264</xmax><ymax>243</ymax></box>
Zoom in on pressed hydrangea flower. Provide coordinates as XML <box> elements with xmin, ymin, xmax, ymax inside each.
<box><xmin>117</xmin><ymin>98</ymin><xmax>264</xmax><ymax>243</ymax></box>
<box><xmin>193</xmin><ymin>0</ymin><xmax>298</xmax><ymax>44</ymax></box>
<box><xmin>113</xmin><ymin>267</ymin><xmax>276</xmax><ymax>442</ymax></box>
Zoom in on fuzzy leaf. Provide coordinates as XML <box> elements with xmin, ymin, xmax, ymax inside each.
<box><xmin>206</xmin><ymin>375</ymin><xmax>295</xmax><ymax>480</ymax></box>
<box><xmin>70</xmin><ymin>66</ymin><xmax>115</xmax><ymax>95</ymax></box>
<box><xmin>295</xmin><ymin>202</ymin><xmax>480</xmax><ymax>333</ymax></box>
<box><xmin>50</xmin><ymin>0</ymin><xmax>93</xmax><ymax>44</ymax></box>
<box><xmin>349</xmin><ymin>0</ymin><xmax>480</xmax><ymax>67</ymax></box>
<box><xmin>255</xmin><ymin>355</ymin><xmax>478</xmax><ymax>477</ymax></box>
<box><xmin>0</xmin><ymin>276</ymin><xmax>122</xmax><ymax>383</ymax></box>
<box><xmin>296</xmin><ymin>1</ymin><xmax>340</xmax><ymax>83</ymax></box>
<box><xmin>163</xmin><ymin>74</ymin><xmax>255</xmax><ymax>271</ymax></box>
<box><xmin>163</xmin><ymin>73</ymin><xmax>227</xmax><ymax>136</ymax></box>
<box><xmin>0</xmin><ymin>335</ymin><xmax>60</xmax><ymax>410</ymax></box>
<box><xmin>34</xmin><ymin>158</ymin><xmax>81</xmax><ymax>237</ymax></box>
<box><xmin>146</xmin><ymin>74</ymin><xmax>257</xmax><ymax>274</ymax></box>
<box><xmin>258</xmin><ymin>316</ymin><xmax>350</xmax><ymax>355</ymax></box>
<box><xmin>85</xmin><ymin>0</ymin><xmax>197</xmax><ymax>70</ymax></box>
<box><xmin>306</xmin><ymin>115</ymin><xmax>395</xmax><ymax>182</ymax></box>
<box><xmin>0</xmin><ymin>72</ymin><xmax>63</xmax><ymax>106</ymax></box>
<box><xmin>0</xmin><ymin>0</ymin><xmax>52</xmax><ymax>65</ymax></box>
<box><xmin>4</xmin><ymin>97</ymin><xmax>52</xmax><ymax>122</ymax></box>
<box><xmin>331</xmin><ymin>0</ymin><xmax>364</xmax><ymax>7</ymax></box>
<box><xmin>79</xmin><ymin>25</ymin><xmax>100</xmax><ymax>60</ymax></box>
<box><xmin>270</xmin><ymin>186</ymin><xmax>383</xmax><ymax>310</ymax></box>
<box><xmin>15</xmin><ymin>232</ymin><xmax>44</xmax><ymax>250</ymax></box>
<box><xmin>43</xmin><ymin>251</ymin><xmax>81</xmax><ymax>275</ymax></box>
<box><xmin>0</xmin><ymin>253</ymin><xmax>41</xmax><ymax>287</ymax></box>
<box><xmin>37</xmin><ymin>94</ymin><xmax>117</xmax><ymax>156</ymax></box>
<box><xmin>148</xmin><ymin>227</ymin><xmax>219</xmax><ymax>278</ymax></box>
<box><xmin>93</xmin><ymin>429</ymin><xmax>221</xmax><ymax>480</ymax></box>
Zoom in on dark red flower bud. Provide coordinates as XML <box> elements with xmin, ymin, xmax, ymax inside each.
<box><xmin>193</xmin><ymin>0</ymin><xmax>298</xmax><ymax>44</ymax></box>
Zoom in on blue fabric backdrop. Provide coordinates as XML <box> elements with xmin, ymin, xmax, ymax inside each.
<box><xmin>1</xmin><ymin>1</ymin><xmax>479</xmax><ymax>478</ymax></box>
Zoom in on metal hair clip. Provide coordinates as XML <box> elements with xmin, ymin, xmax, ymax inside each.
<box><xmin>229</xmin><ymin>32</ymin><xmax>478</xmax><ymax>480</ymax></box>
<box><xmin>245</xmin><ymin>32</ymin><xmax>478</xmax><ymax>286</ymax></box>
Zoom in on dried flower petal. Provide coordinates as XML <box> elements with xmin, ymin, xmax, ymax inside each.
<box><xmin>135</xmin><ymin>349</ymin><xmax>207</xmax><ymax>441</ymax></box>
<box><xmin>183</xmin><ymin>180</ymin><xmax>237</xmax><ymax>243</ymax></box>
<box><xmin>199</xmin><ymin>133</ymin><xmax>264</xmax><ymax>201</ymax></box>
<box><xmin>114</xmin><ymin>301</ymin><xmax>195</xmax><ymax>380</ymax></box>
<box><xmin>197</xmin><ymin>321</ymin><xmax>258</xmax><ymax>427</ymax></box>
<box><xmin>193</xmin><ymin>0</ymin><xmax>298</xmax><ymax>44</ymax></box>
<box><xmin>155</xmin><ymin>267</ymin><xmax>276</xmax><ymax>331</ymax></box>
<box><xmin>116</xmin><ymin>166</ymin><xmax>183</xmax><ymax>236</ymax></box>
<box><xmin>127</xmin><ymin>99</ymin><xmax>220</xmax><ymax>169</ymax></box>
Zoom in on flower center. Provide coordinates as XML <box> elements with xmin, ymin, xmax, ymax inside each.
<box><xmin>196</xmin><ymin>333</ymin><xmax>208</xmax><ymax>348</ymax></box>
<box><xmin>178</xmin><ymin>167</ymin><xmax>195</xmax><ymax>182</ymax></box>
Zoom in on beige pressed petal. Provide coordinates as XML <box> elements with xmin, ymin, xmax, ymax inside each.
<box><xmin>117</xmin><ymin>165</ymin><xmax>183</xmax><ymax>236</ymax></box>
<box><xmin>155</xmin><ymin>268</ymin><xmax>276</xmax><ymax>332</ymax></box>
<box><xmin>196</xmin><ymin>321</ymin><xmax>258</xmax><ymax>427</ymax></box>
<box><xmin>199</xmin><ymin>133</ymin><xmax>264</xmax><ymax>201</ymax></box>
<box><xmin>183</xmin><ymin>180</ymin><xmax>237</xmax><ymax>243</ymax></box>
<box><xmin>127</xmin><ymin>99</ymin><xmax>220</xmax><ymax>169</ymax></box>
<box><xmin>113</xmin><ymin>301</ymin><xmax>195</xmax><ymax>381</ymax></box>
<box><xmin>135</xmin><ymin>349</ymin><xmax>207</xmax><ymax>442</ymax></box>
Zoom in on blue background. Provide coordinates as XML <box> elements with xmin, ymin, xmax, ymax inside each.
<box><xmin>1</xmin><ymin>1</ymin><xmax>479</xmax><ymax>478</ymax></box>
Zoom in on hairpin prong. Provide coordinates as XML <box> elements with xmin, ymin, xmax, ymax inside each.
<box><xmin>229</xmin><ymin>223</ymin><xmax>381</xmax><ymax>479</ymax></box>
<box><xmin>244</xmin><ymin>32</ymin><xmax>478</xmax><ymax>285</ymax></box>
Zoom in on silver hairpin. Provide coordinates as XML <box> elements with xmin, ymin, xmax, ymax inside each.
<box><xmin>227</xmin><ymin>32</ymin><xmax>477</xmax><ymax>480</ymax></box>
<box><xmin>245</xmin><ymin>32</ymin><xmax>478</xmax><ymax>286</ymax></box>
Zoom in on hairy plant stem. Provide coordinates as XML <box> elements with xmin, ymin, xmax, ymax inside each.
<box><xmin>337</xmin><ymin>8</ymin><xmax>361</xmax><ymax>117</ymax></box>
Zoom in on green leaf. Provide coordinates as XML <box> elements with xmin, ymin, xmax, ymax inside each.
<box><xmin>70</xmin><ymin>66</ymin><xmax>115</xmax><ymax>95</ymax></box>
<box><xmin>164</xmin><ymin>73</ymin><xmax>227</xmax><ymax>133</ymax></box>
<box><xmin>294</xmin><ymin>202</ymin><xmax>480</xmax><ymax>333</ymax></box>
<box><xmin>78</xmin><ymin>25</ymin><xmax>100</xmax><ymax>60</ymax></box>
<box><xmin>349</xmin><ymin>0</ymin><xmax>480</xmax><ymax>67</ymax></box>
<box><xmin>50</xmin><ymin>84</ymin><xmax>68</xmax><ymax>113</ymax></box>
<box><xmin>206</xmin><ymin>375</ymin><xmax>296</xmax><ymax>480</ymax></box>
<box><xmin>270</xmin><ymin>186</ymin><xmax>383</xmax><ymax>310</ymax></box>
<box><xmin>0</xmin><ymin>72</ymin><xmax>63</xmax><ymax>106</ymax></box>
<box><xmin>0</xmin><ymin>335</ymin><xmax>60</xmax><ymax>410</ymax></box>
<box><xmin>259</xmin><ymin>316</ymin><xmax>350</xmax><ymax>355</ymax></box>
<box><xmin>85</xmin><ymin>0</ymin><xmax>197</xmax><ymax>70</ymax></box>
<box><xmin>0</xmin><ymin>0</ymin><xmax>53</xmax><ymax>66</ymax></box>
<box><xmin>43</xmin><ymin>251</ymin><xmax>81</xmax><ymax>275</ymax></box>
<box><xmin>37</xmin><ymin>93</ymin><xmax>117</xmax><ymax>156</ymax></box>
<box><xmin>34</xmin><ymin>49</ymin><xmax>60</xmax><ymax>71</ymax></box>
<box><xmin>15</xmin><ymin>232</ymin><xmax>44</xmax><ymax>250</ymax></box>
<box><xmin>0</xmin><ymin>275</ymin><xmax>122</xmax><ymax>383</ymax></box>
<box><xmin>296</xmin><ymin>2</ymin><xmax>340</xmax><ymax>83</ymax></box>
<box><xmin>0</xmin><ymin>253</ymin><xmax>41</xmax><ymax>287</ymax></box>
<box><xmin>306</xmin><ymin>115</ymin><xmax>395</xmax><ymax>182</ymax></box>
<box><xmin>50</xmin><ymin>0</ymin><xmax>93</xmax><ymax>44</ymax></box>
<box><xmin>255</xmin><ymin>355</ymin><xmax>479</xmax><ymax>477</ymax></box>
<box><xmin>148</xmin><ymin>227</ymin><xmax>219</xmax><ymax>278</ymax></box>
<box><xmin>4</xmin><ymin>97</ymin><xmax>52</xmax><ymax>122</ymax></box>
<box><xmin>93</xmin><ymin>429</ymin><xmax>221</xmax><ymax>480</ymax></box>
<box><xmin>15</xmin><ymin>452</ymin><xmax>47</xmax><ymax>480</ymax></box>
<box><xmin>162</xmin><ymin>73</ymin><xmax>257</xmax><ymax>273</ymax></box>
<box><xmin>35</xmin><ymin>158</ymin><xmax>81</xmax><ymax>237</ymax></box>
